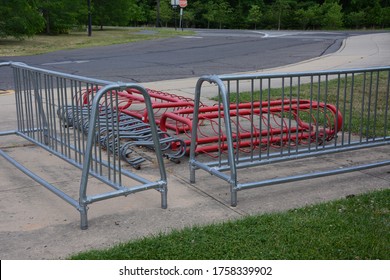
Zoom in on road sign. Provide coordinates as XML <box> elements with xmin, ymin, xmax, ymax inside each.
<box><xmin>179</xmin><ymin>0</ymin><xmax>187</xmax><ymax>8</ymax></box>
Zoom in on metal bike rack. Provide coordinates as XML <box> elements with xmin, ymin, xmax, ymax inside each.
<box><xmin>189</xmin><ymin>67</ymin><xmax>390</xmax><ymax>206</ymax></box>
<box><xmin>0</xmin><ymin>62</ymin><xmax>170</xmax><ymax>229</ymax></box>
<box><xmin>159</xmin><ymin>99</ymin><xmax>342</xmax><ymax>155</ymax></box>
<box><xmin>80</xmin><ymin>86</ymin><xmax>201</xmax><ymax>131</ymax></box>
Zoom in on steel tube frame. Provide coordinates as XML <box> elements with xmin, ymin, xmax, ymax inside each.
<box><xmin>189</xmin><ymin>67</ymin><xmax>390</xmax><ymax>206</ymax></box>
<box><xmin>0</xmin><ymin>62</ymin><xmax>168</xmax><ymax>229</ymax></box>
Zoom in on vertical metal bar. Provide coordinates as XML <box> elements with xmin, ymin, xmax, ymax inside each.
<box><xmin>348</xmin><ymin>73</ymin><xmax>355</xmax><ymax>144</ymax></box>
<box><xmin>95</xmin><ymin>86</ymin><xmax>103</xmax><ymax>176</ymax></box>
<box><xmin>43</xmin><ymin>74</ymin><xmax>52</xmax><ymax>148</ymax></box>
<box><xmin>266</xmin><ymin>78</ymin><xmax>271</xmax><ymax>159</ymax></box>
<box><xmin>109</xmin><ymin>94</ymin><xmax>115</xmax><ymax>180</ymax></box>
<box><xmin>287</xmin><ymin>76</ymin><xmax>293</xmax><ymax>155</ymax></box>
<box><xmin>50</xmin><ymin>76</ymin><xmax>59</xmax><ymax>151</ymax></box>
<box><xmin>58</xmin><ymin>77</ymin><xmax>66</xmax><ymax>157</ymax></box>
<box><xmin>258</xmin><ymin>78</ymin><xmax>263</xmax><ymax>161</ymax></box>
<box><xmin>63</xmin><ymin>79</ymin><xmax>73</xmax><ymax>161</ymax></box>
<box><xmin>384</xmin><ymin>70</ymin><xmax>390</xmax><ymax>138</ymax></box>
<box><xmin>372</xmin><ymin>71</ymin><xmax>380</xmax><ymax>140</ymax></box>
<box><xmin>13</xmin><ymin>68</ymin><xmax>23</xmax><ymax>132</ymax></box>
<box><xmin>33</xmin><ymin>72</ymin><xmax>42</xmax><ymax>143</ymax></box>
<box><xmin>104</xmin><ymin>93</ymin><xmax>112</xmax><ymax>181</ymax></box>
<box><xmin>308</xmin><ymin>75</ymin><xmax>314</xmax><ymax>151</ymax></box>
<box><xmin>366</xmin><ymin>72</ymin><xmax>373</xmax><ymax>140</ymax></box>
<box><xmin>190</xmin><ymin>78</ymin><xmax>206</xmax><ymax>183</ymax></box>
<box><xmin>82</xmin><ymin>82</ymin><xmax>89</xmax><ymax>169</ymax></box>
<box><xmin>218</xmin><ymin>82</ymin><xmax>225</xmax><ymax>166</ymax></box>
<box><xmin>69</xmin><ymin>80</ymin><xmax>78</xmax><ymax>163</ymax></box>
<box><xmin>235</xmin><ymin>80</ymin><xmax>240</xmax><ymax>161</ymax></box>
<box><xmin>250</xmin><ymin>78</ymin><xmax>255</xmax><ymax>160</ymax></box>
<box><xmin>341</xmin><ymin>73</ymin><xmax>348</xmax><ymax>145</ymax></box>
<box><xmin>63</xmin><ymin>78</ymin><xmax>72</xmax><ymax>159</ymax></box>
<box><xmin>138</xmin><ymin>84</ymin><xmax>168</xmax><ymax>208</ymax></box>
<box><xmin>323</xmin><ymin>74</ymin><xmax>329</xmax><ymax>149</ymax></box>
<box><xmin>280</xmin><ymin>77</ymin><xmax>285</xmax><ymax>155</ymax></box>
<box><xmin>115</xmin><ymin>90</ymin><xmax>122</xmax><ymax>187</ymax></box>
<box><xmin>359</xmin><ymin>72</ymin><xmax>366</xmax><ymax>143</ymax></box>
<box><xmin>295</xmin><ymin>76</ymin><xmax>301</xmax><ymax>151</ymax></box>
<box><xmin>333</xmin><ymin>74</ymin><xmax>340</xmax><ymax>148</ymax></box>
<box><xmin>315</xmin><ymin>75</ymin><xmax>321</xmax><ymax>149</ymax></box>
<box><xmin>26</xmin><ymin>70</ymin><xmax>34</xmax><ymax>137</ymax></box>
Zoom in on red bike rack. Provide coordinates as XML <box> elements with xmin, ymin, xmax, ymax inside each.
<box><xmin>79</xmin><ymin>87</ymin><xmax>202</xmax><ymax>132</ymax></box>
<box><xmin>159</xmin><ymin>99</ymin><xmax>343</xmax><ymax>155</ymax></box>
<box><xmin>79</xmin><ymin>87</ymin><xmax>343</xmax><ymax>157</ymax></box>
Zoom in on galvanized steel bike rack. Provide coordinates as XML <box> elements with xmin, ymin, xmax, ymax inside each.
<box><xmin>0</xmin><ymin>62</ymin><xmax>168</xmax><ymax>229</ymax></box>
<box><xmin>189</xmin><ymin>67</ymin><xmax>390</xmax><ymax>206</ymax></box>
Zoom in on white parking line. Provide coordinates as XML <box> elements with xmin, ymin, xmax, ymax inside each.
<box><xmin>42</xmin><ymin>60</ymin><xmax>90</xmax><ymax>66</ymax></box>
<box><xmin>252</xmin><ymin>31</ymin><xmax>301</xmax><ymax>38</ymax></box>
<box><xmin>180</xmin><ymin>36</ymin><xmax>203</xmax><ymax>39</ymax></box>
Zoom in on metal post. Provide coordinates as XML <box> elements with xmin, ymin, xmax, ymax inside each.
<box><xmin>171</xmin><ymin>0</ymin><xmax>178</xmax><ymax>30</ymax></box>
<box><xmin>87</xmin><ymin>0</ymin><xmax>92</xmax><ymax>36</ymax></box>
<box><xmin>156</xmin><ymin>0</ymin><xmax>161</xmax><ymax>27</ymax></box>
<box><xmin>179</xmin><ymin>8</ymin><xmax>184</xmax><ymax>31</ymax></box>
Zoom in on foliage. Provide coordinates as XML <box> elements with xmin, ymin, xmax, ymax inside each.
<box><xmin>0</xmin><ymin>0</ymin><xmax>45</xmax><ymax>39</ymax></box>
<box><xmin>37</xmin><ymin>0</ymin><xmax>87</xmax><ymax>35</ymax></box>
<box><xmin>247</xmin><ymin>5</ymin><xmax>263</xmax><ymax>29</ymax></box>
<box><xmin>1</xmin><ymin>0</ymin><xmax>389</xmax><ymax>39</ymax></box>
<box><xmin>70</xmin><ymin>189</ymin><xmax>390</xmax><ymax>260</ymax></box>
<box><xmin>92</xmin><ymin>0</ymin><xmax>132</xmax><ymax>30</ymax></box>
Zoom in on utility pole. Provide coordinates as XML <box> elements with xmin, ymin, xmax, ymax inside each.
<box><xmin>171</xmin><ymin>0</ymin><xmax>178</xmax><ymax>30</ymax></box>
<box><xmin>156</xmin><ymin>0</ymin><xmax>161</xmax><ymax>27</ymax></box>
<box><xmin>87</xmin><ymin>0</ymin><xmax>92</xmax><ymax>36</ymax></box>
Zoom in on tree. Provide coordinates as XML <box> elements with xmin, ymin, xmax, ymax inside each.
<box><xmin>158</xmin><ymin>0</ymin><xmax>173</xmax><ymax>27</ymax></box>
<box><xmin>203</xmin><ymin>1</ymin><xmax>218</xmax><ymax>28</ymax></box>
<box><xmin>380</xmin><ymin>7</ymin><xmax>390</xmax><ymax>28</ymax></box>
<box><xmin>273</xmin><ymin>0</ymin><xmax>291</xmax><ymax>30</ymax></box>
<box><xmin>344</xmin><ymin>11</ymin><xmax>365</xmax><ymax>29</ymax></box>
<box><xmin>321</xmin><ymin>1</ymin><xmax>344</xmax><ymax>29</ymax></box>
<box><xmin>37</xmin><ymin>0</ymin><xmax>87</xmax><ymax>35</ymax></box>
<box><xmin>2</xmin><ymin>0</ymin><xmax>389</xmax><ymax>38</ymax></box>
<box><xmin>0</xmin><ymin>0</ymin><xmax>44</xmax><ymax>39</ymax></box>
<box><xmin>364</xmin><ymin>0</ymin><xmax>382</xmax><ymax>28</ymax></box>
<box><xmin>128</xmin><ymin>0</ymin><xmax>149</xmax><ymax>26</ymax></box>
<box><xmin>247</xmin><ymin>4</ymin><xmax>263</xmax><ymax>29</ymax></box>
<box><xmin>92</xmin><ymin>0</ymin><xmax>131</xmax><ymax>30</ymax></box>
<box><xmin>215</xmin><ymin>0</ymin><xmax>233</xmax><ymax>29</ymax></box>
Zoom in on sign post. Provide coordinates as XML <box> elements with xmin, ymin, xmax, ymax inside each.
<box><xmin>171</xmin><ymin>0</ymin><xmax>179</xmax><ymax>30</ymax></box>
<box><xmin>178</xmin><ymin>0</ymin><xmax>187</xmax><ymax>31</ymax></box>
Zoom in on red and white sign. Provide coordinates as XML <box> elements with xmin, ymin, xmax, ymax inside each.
<box><xmin>179</xmin><ymin>0</ymin><xmax>187</xmax><ymax>8</ymax></box>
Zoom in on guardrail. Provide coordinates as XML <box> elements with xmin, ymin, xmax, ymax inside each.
<box><xmin>0</xmin><ymin>62</ymin><xmax>169</xmax><ymax>229</ymax></box>
<box><xmin>189</xmin><ymin>67</ymin><xmax>390</xmax><ymax>206</ymax></box>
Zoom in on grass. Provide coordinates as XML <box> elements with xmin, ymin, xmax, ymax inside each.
<box><xmin>0</xmin><ymin>27</ymin><xmax>194</xmax><ymax>56</ymax></box>
<box><xmin>70</xmin><ymin>189</ymin><xmax>390</xmax><ymax>260</ymax></box>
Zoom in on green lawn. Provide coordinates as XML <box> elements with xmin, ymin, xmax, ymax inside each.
<box><xmin>71</xmin><ymin>188</ymin><xmax>390</xmax><ymax>260</ymax></box>
<box><xmin>0</xmin><ymin>27</ymin><xmax>194</xmax><ymax>56</ymax></box>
